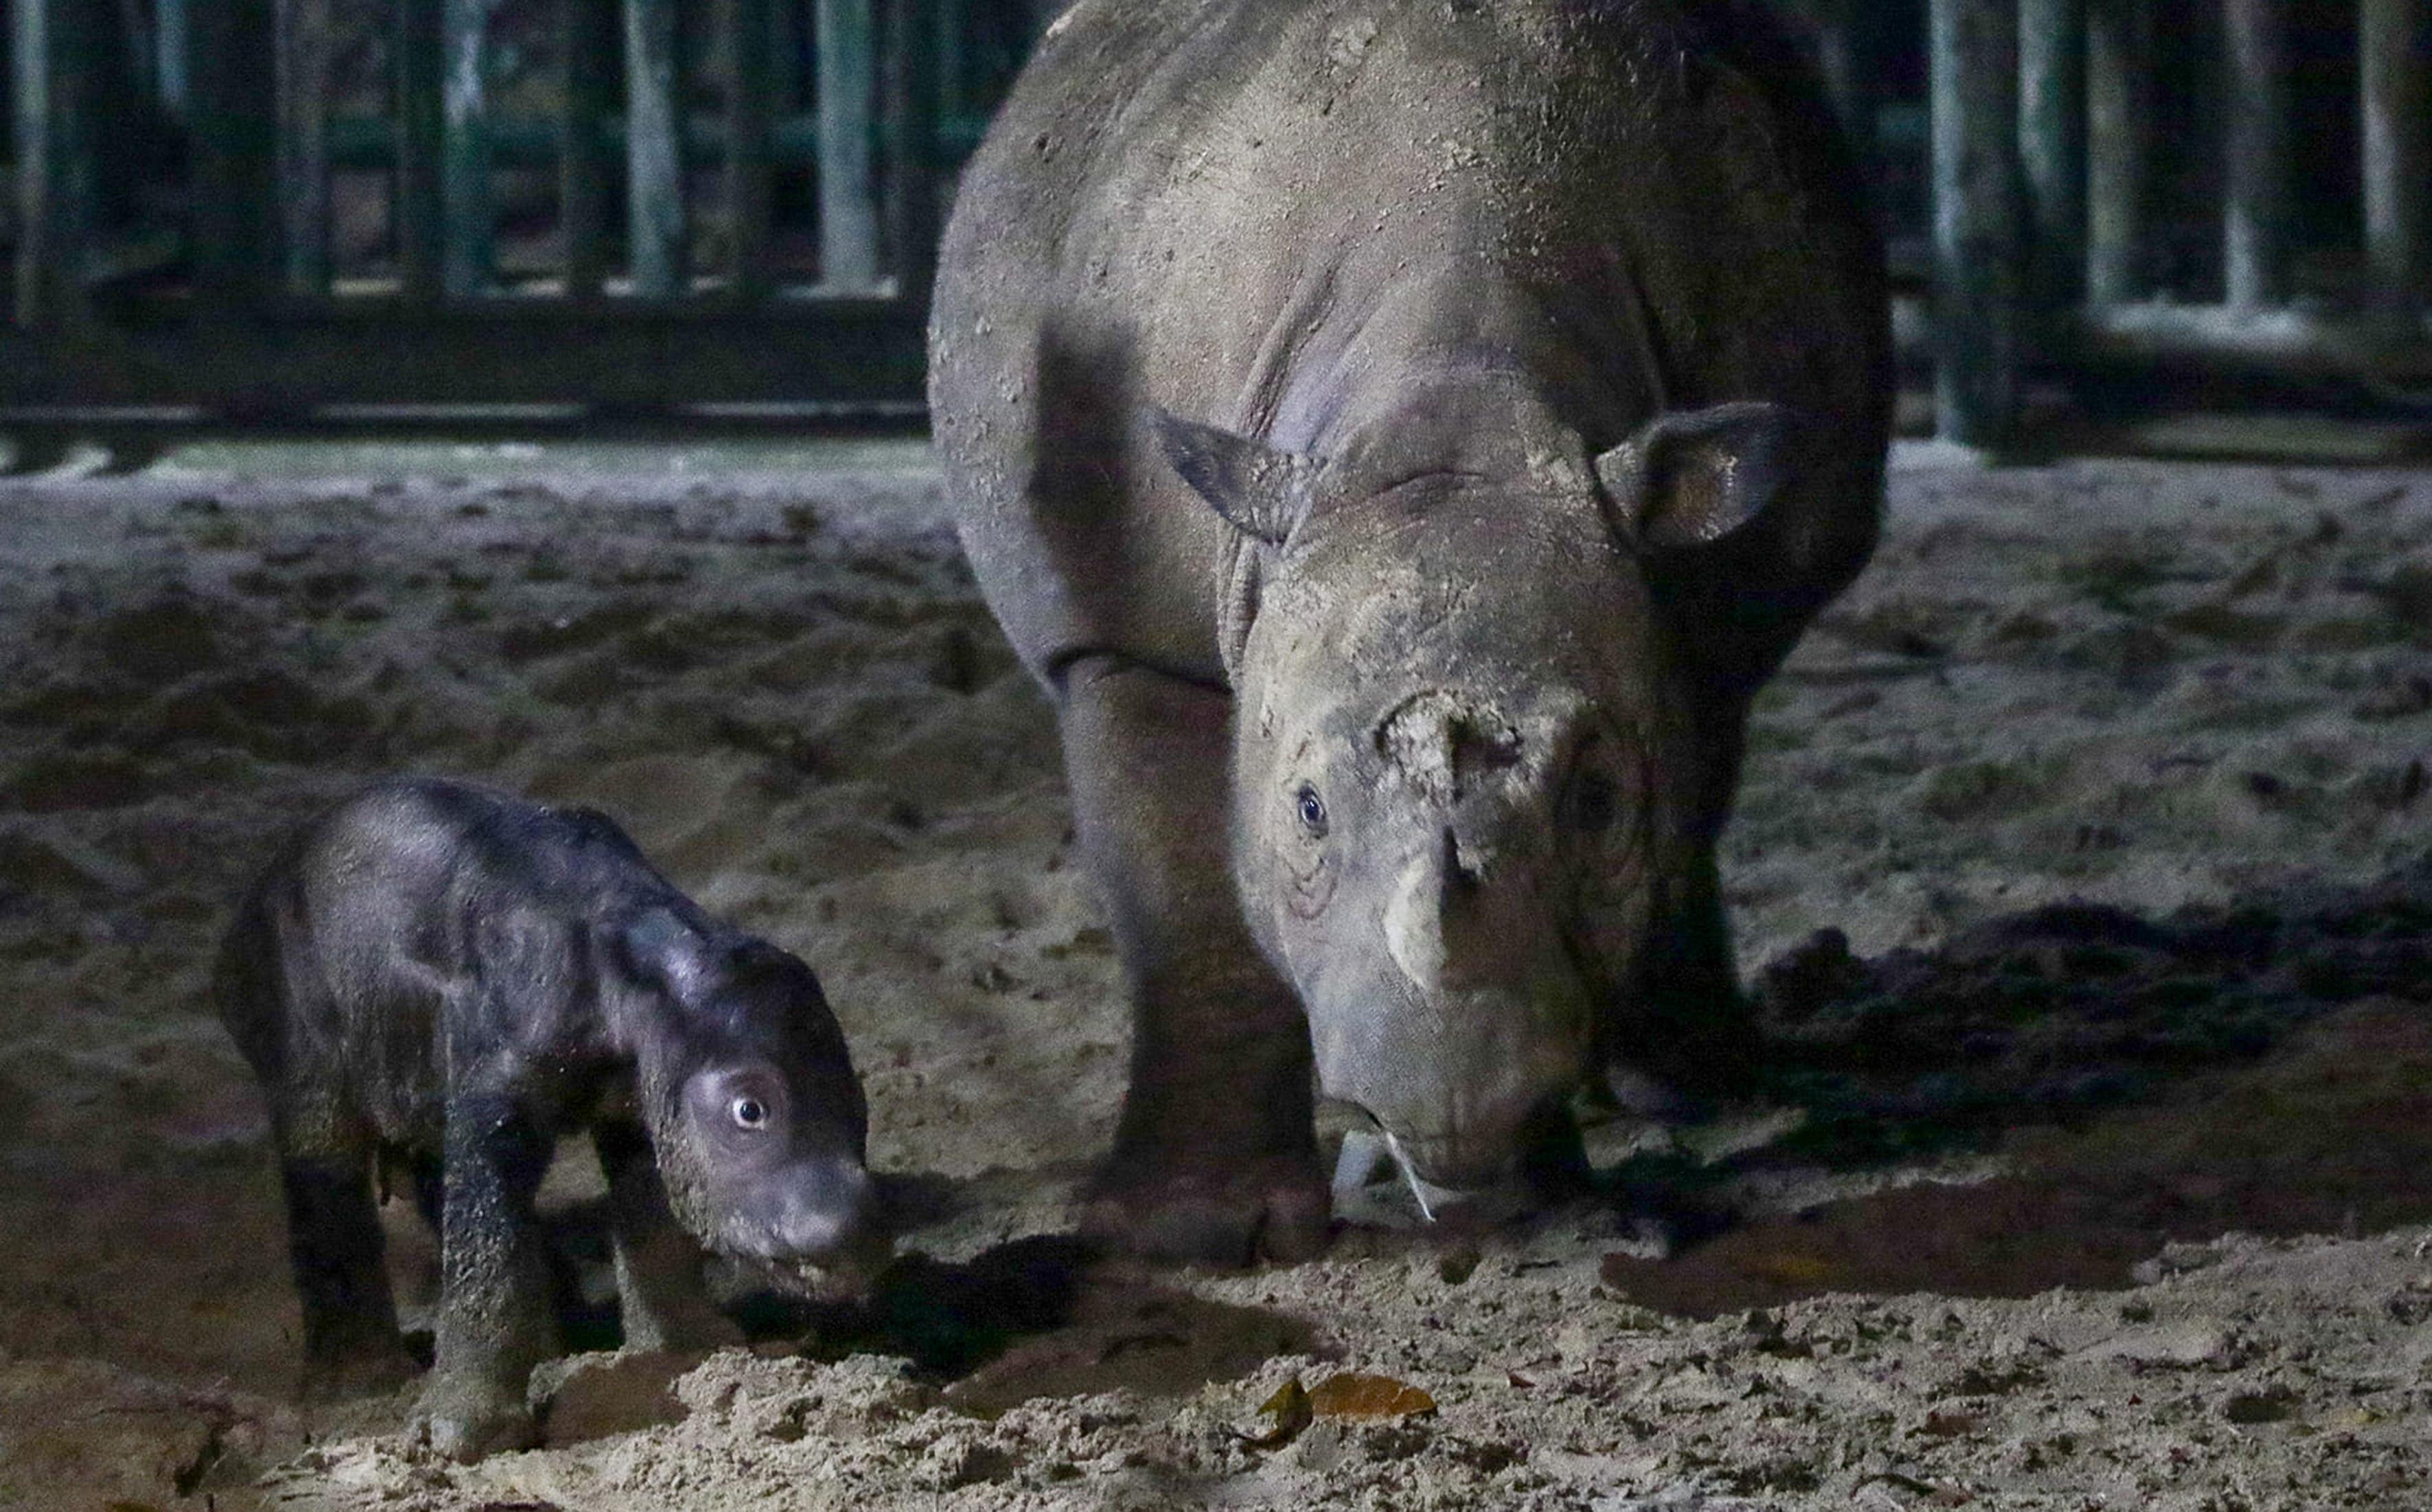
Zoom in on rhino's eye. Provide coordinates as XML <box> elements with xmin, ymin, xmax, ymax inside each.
<box><xmin>730</xmin><ymin>1096</ymin><xmax>770</xmax><ymax>1130</ymax></box>
<box><xmin>1294</xmin><ymin>783</ymin><xmax>1329</xmax><ymax>838</ymax></box>
<box><xmin>1571</xmin><ymin>771</ymin><xmax>1618</xmax><ymax>833</ymax></box>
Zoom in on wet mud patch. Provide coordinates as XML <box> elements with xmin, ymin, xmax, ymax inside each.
<box><xmin>1606</xmin><ymin>861</ymin><xmax>2432</xmax><ymax>1316</ymax></box>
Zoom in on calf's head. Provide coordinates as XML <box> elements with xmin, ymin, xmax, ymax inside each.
<box><xmin>612</xmin><ymin>909</ymin><xmax>887</xmax><ymax>1294</ymax></box>
<box><xmin>1155</xmin><ymin>400</ymin><xmax>1805</xmax><ymax>1202</ymax></box>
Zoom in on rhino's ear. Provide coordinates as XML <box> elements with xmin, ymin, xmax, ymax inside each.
<box><xmin>1147</xmin><ymin>406</ymin><xmax>1319</xmax><ymax>546</ymax></box>
<box><xmin>1592</xmin><ymin>400</ymin><xmax>1805</xmax><ymax>552</ymax></box>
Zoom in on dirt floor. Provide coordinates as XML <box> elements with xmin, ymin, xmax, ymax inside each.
<box><xmin>1</xmin><ymin>432</ymin><xmax>2429</xmax><ymax>1511</ymax></box>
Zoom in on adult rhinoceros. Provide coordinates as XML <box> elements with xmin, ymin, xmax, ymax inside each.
<box><xmin>927</xmin><ymin>0</ymin><xmax>1890</xmax><ymax>1262</ymax></box>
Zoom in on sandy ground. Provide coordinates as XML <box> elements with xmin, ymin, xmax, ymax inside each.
<box><xmin>1</xmin><ymin>433</ymin><xmax>2429</xmax><ymax>1511</ymax></box>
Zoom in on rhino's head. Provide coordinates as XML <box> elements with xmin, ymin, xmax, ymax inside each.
<box><xmin>1153</xmin><ymin>399</ymin><xmax>1804</xmax><ymax>1200</ymax></box>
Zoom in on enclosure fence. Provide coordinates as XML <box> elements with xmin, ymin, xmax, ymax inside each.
<box><xmin>5</xmin><ymin>0</ymin><xmax>1030</xmax><ymax>415</ymax></box>
<box><xmin>1887</xmin><ymin>0</ymin><xmax>2432</xmax><ymax>443</ymax></box>
<box><xmin>6</xmin><ymin>0</ymin><xmax>2432</xmax><ymax>434</ymax></box>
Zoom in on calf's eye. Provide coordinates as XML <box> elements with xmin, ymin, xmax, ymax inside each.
<box><xmin>731</xmin><ymin>1096</ymin><xmax>769</xmax><ymax>1130</ymax></box>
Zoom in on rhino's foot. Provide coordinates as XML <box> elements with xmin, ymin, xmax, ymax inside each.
<box><xmin>1081</xmin><ymin>1152</ymin><xmax>1330</xmax><ymax>1268</ymax></box>
<box><xmin>410</xmin><ymin>1372</ymin><xmax>540</xmax><ymax>1463</ymax></box>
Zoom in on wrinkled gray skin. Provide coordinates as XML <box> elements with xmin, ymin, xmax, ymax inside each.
<box><xmin>929</xmin><ymin>0</ymin><xmax>1890</xmax><ymax>1263</ymax></box>
<box><xmin>215</xmin><ymin>778</ymin><xmax>885</xmax><ymax>1461</ymax></box>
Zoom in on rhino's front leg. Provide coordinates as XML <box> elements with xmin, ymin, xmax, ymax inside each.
<box><xmin>1058</xmin><ymin>655</ymin><xmax>1327</xmax><ymax>1266</ymax></box>
<box><xmin>415</xmin><ymin>1092</ymin><xmax>557</xmax><ymax>1462</ymax></box>
<box><xmin>1630</xmin><ymin>708</ymin><xmax>1761</xmax><ymax>1097</ymax></box>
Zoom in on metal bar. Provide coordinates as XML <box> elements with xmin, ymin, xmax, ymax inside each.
<box><xmin>2361</xmin><ymin>0</ymin><xmax>2429</xmax><ymax>306</ymax></box>
<box><xmin>558</xmin><ymin>0</ymin><xmax>612</xmax><ymax>299</ymax></box>
<box><xmin>815</xmin><ymin>0</ymin><xmax>879</xmax><ymax>289</ymax></box>
<box><xmin>2221</xmin><ymin>0</ymin><xmax>2289</xmax><ymax>310</ymax></box>
<box><xmin>394</xmin><ymin>0</ymin><xmax>445</xmax><ymax>301</ymax></box>
<box><xmin>623</xmin><ymin>0</ymin><xmax>687</xmax><ymax>296</ymax></box>
<box><xmin>191</xmin><ymin>0</ymin><xmax>279</xmax><ymax>309</ymax></box>
<box><xmin>726</xmin><ymin>0</ymin><xmax>774</xmax><ymax>297</ymax></box>
<box><xmin>2017</xmin><ymin>0</ymin><xmax>2085</xmax><ymax>307</ymax></box>
<box><xmin>1929</xmin><ymin>0</ymin><xmax>2022</xmax><ymax>447</ymax></box>
<box><xmin>275</xmin><ymin>0</ymin><xmax>333</xmax><ymax>294</ymax></box>
<box><xmin>2085</xmin><ymin>0</ymin><xmax>2151</xmax><ymax>305</ymax></box>
<box><xmin>443</xmin><ymin>0</ymin><xmax>493</xmax><ymax>295</ymax></box>
<box><xmin>879</xmin><ymin>0</ymin><xmax>937</xmax><ymax>303</ymax></box>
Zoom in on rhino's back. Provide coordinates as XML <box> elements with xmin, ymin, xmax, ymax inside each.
<box><xmin>929</xmin><ymin>0</ymin><xmax>1889</xmax><ymax>688</ymax></box>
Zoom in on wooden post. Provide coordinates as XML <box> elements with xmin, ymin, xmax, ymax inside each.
<box><xmin>2361</xmin><ymin>0</ymin><xmax>2429</xmax><ymax>306</ymax></box>
<box><xmin>1804</xmin><ymin>1</ymin><xmax>1878</xmax><ymax>171</ymax></box>
<box><xmin>13</xmin><ymin>0</ymin><xmax>91</xmax><ymax>328</ymax></box>
<box><xmin>815</xmin><ymin>0</ymin><xmax>879</xmax><ymax>289</ymax></box>
<box><xmin>155</xmin><ymin>0</ymin><xmax>190</xmax><ymax>121</ymax></box>
<box><xmin>879</xmin><ymin>0</ymin><xmax>937</xmax><ymax>304</ymax></box>
<box><xmin>1930</xmin><ymin>0</ymin><xmax>2022</xmax><ymax>447</ymax></box>
<box><xmin>558</xmin><ymin>0</ymin><xmax>613</xmax><ymax>299</ymax></box>
<box><xmin>2018</xmin><ymin>0</ymin><xmax>2085</xmax><ymax>307</ymax></box>
<box><xmin>769</xmin><ymin>0</ymin><xmax>803</xmax><ymax>120</ymax></box>
<box><xmin>275</xmin><ymin>0</ymin><xmax>333</xmax><ymax>294</ymax></box>
<box><xmin>192</xmin><ymin>0</ymin><xmax>279</xmax><ymax>310</ymax></box>
<box><xmin>937</xmin><ymin>0</ymin><xmax>966</xmax><ymax>126</ymax></box>
<box><xmin>2085</xmin><ymin>0</ymin><xmax>2151</xmax><ymax>305</ymax></box>
<box><xmin>623</xmin><ymin>0</ymin><xmax>687</xmax><ymax>296</ymax></box>
<box><xmin>724</xmin><ymin>0</ymin><xmax>774</xmax><ymax>298</ymax></box>
<box><xmin>443</xmin><ymin>0</ymin><xmax>493</xmax><ymax>295</ymax></box>
<box><xmin>2221</xmin><ymin>0</ymin><xmax>2289</xmax><ymax>311</ymax></box>
<box><xmin>395</xmin><ymin>0</ymin><xmax>445</xmax><ymax>300</ymax></box>
<box><xmin>111</xmin><ymin>0</ymin><xmax>154</xmax><ymax>99</ymax></box>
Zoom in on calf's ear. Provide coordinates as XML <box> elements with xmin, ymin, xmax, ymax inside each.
<box><xmin>614</xmin><ymin>907</ymin><xmax>714</xmax><ymax>1001</ymax></box>
<box><xmin>1592</xmin><ymin>400</ymin><xmax>1805</xmax><ymax>553</ymax></box>
<box><xmin>1146</xmin><ymin>406</ymin><xmax>1319</xmax><ymax>546</ymax></box>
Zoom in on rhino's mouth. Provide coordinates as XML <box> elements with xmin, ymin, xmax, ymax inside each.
<box><xmin>1334</xmin><ymin>1123</ymin><xmax>1531</xmax><ymax>1226</ymax></box>
<box><xmin>1385</xmin><ymin>1133</ymin><xmax>1524</xmax><ymax>1222</ymax></box>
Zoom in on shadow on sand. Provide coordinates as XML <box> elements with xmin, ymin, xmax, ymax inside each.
<box><xmin>1603</xmin><ymin>857</ymin><xmax>2432</xmax><ymax>1316</ymax></box>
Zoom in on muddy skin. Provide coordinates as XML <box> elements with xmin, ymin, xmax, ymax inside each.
<box><xmin>929</xmin><ymin>0</ymin><xmax>1891</xmax><ymax>1261</ymax></box>
<box><xmin>214</xmin><ymin>778</ymin><xmax>885</xmax><ymax>1461</ymax></box>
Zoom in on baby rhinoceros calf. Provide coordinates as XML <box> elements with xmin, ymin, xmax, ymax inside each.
<box><xmin>216</xmin><ymin>778</ymin><xmax>885</xmax><ymax>1461</ymax></box>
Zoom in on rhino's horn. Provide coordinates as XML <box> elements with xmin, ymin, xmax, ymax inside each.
<box><xmin>1146</xmin><ymin>406</ymin><xmax>1320</xmax><ymax>546</ymax></box>
<box><xmin>1591</xmin><ymin>399</ymin><xmax>1804</xmax><ymax>552</ymax></box>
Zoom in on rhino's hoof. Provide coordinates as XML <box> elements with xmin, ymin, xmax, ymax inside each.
<box><xmin>411</xmin><ymin>1381</ymin><xmax>540</xmax><ymax>1463</ymax></box>
<box><xmin>1082</xmin><ymin>1155</ymin><xmax>1330</xmax><ymax>1268</ymax></box>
